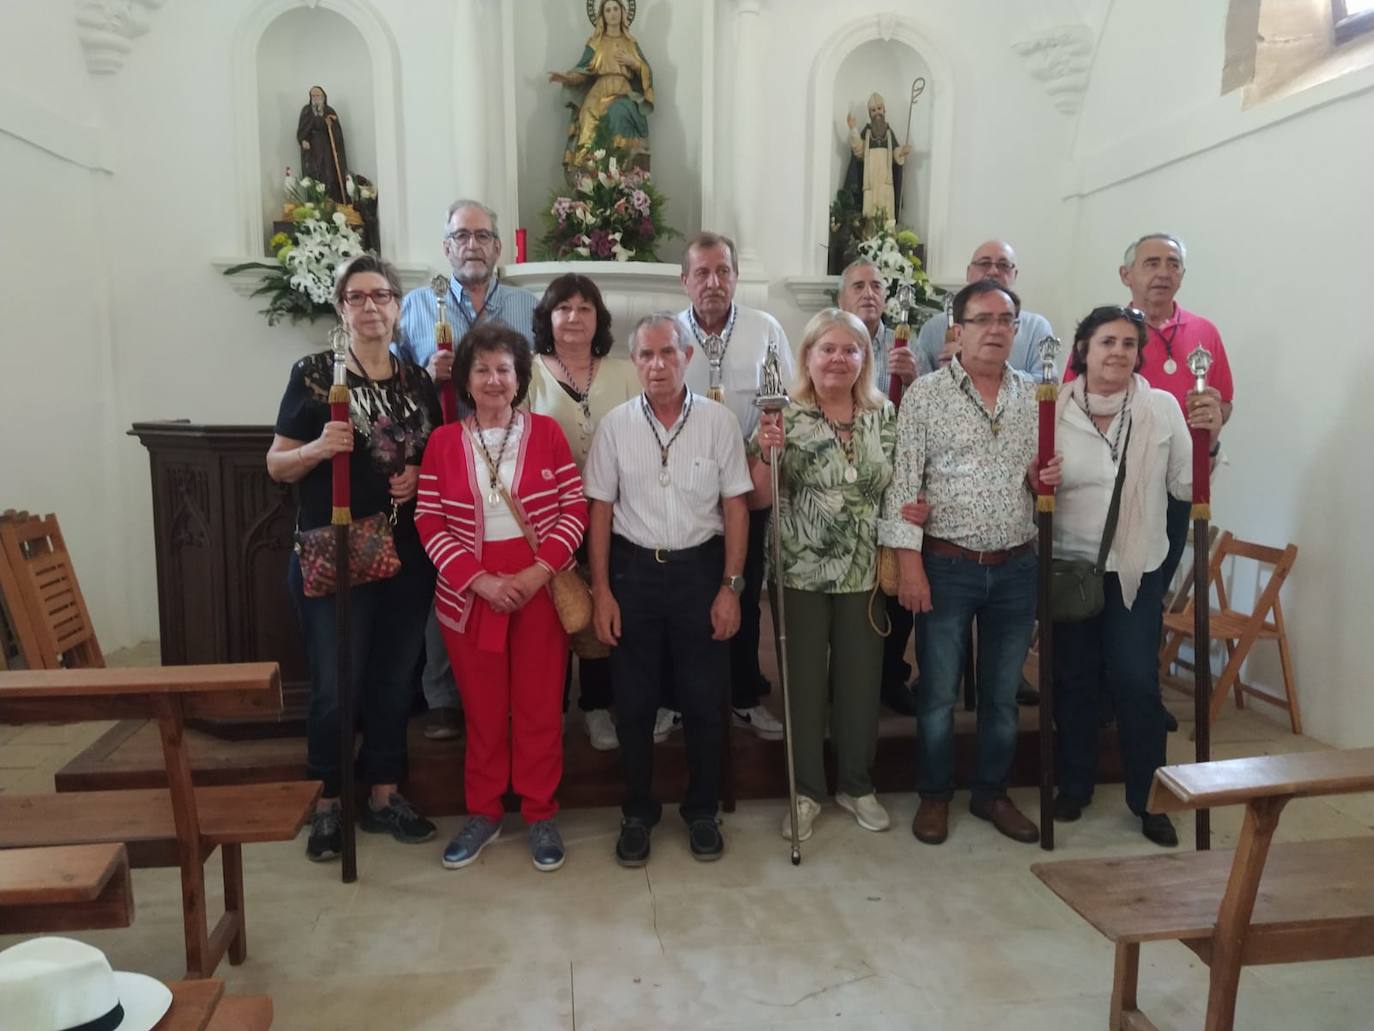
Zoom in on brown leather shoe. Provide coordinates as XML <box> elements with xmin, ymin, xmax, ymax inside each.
<box><xmin>970</xmin><ymin>796</ymin><xmax>1040</xmax><ymax>844</ymax></box>
<box><xmin>911</xmin><ymin>798</ymin><xmax>949</xmax><ymax>844</ymax></box>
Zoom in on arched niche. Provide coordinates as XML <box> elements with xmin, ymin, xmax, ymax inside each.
<box><xmin>805</xmin><ymin>14</ymin><xmax>956</xmax><ymax>282</ymax></box>
<box><xmin>229</xmin><ymin>0</ymin><xmax>405</xmax><ymax>259</ymax></box>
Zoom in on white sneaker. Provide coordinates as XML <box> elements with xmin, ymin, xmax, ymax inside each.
<box><xmin>652</xmin><ymin>708</ymin><xmax>678</xmax><ymax>743</ymax></box>
<box><xmin>780</xmin><ymin>796</ymin><xmax>822</xmax><ymax>842</ymax></box>
<box><xmin>733</xmin><ymin>704</ymin><xmax>784</xmax><ymax>740</ymax></box>
<box><xmin>584</xmin><ymin>709</ymin><xmax>618</xmax><ymax>751</ymax></box>
<box><xmin>836</xmin><ymin>792</ymin><xmax>891</xmax><ymax>832</ymax></box>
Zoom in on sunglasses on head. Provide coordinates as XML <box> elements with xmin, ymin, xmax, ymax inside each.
<box><xmin>1087</xmin><ymin>304</ymin><xmax>1146</xmax><ymax>325</ymax></box>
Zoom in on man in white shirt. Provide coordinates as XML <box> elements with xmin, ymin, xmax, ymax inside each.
<box><xmin>914</xmin><ymin>240</ymin><xmax>1056</xmax><ymax>379</ymax></box>
<box><xmin>676</xmin><ymin>232</ymin><xmax>791</xmax><ymax>741</ymax></box>
<box><xmin>880</xmin><ymin>280</ymin><xmax>1061</xmax><ymax>848</ymax></box>
<box><xmin>585</xmin><ymin>313</ymin><xmax>751</xmax><ymax>866</ymax></box>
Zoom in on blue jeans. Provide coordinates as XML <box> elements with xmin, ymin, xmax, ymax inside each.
<box><xmin>1052</xmin><ymin>568</ymin><xmax>1167</xmax><ymax>815</ymax></box>
<box><xmin>914</xmin><ymin>549</ymin><xmax>1037</xmax><ymax>802</ymax></box>
<box><xmin>288</xmin><ymin>554</ymin><xmax>434</xmax><ymax>798</ymax></box>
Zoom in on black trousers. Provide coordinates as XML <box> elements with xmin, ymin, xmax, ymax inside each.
<box><xmin>609</xmin><ymin>536</ymin><xmax>727</xmax><ymax>824</ymax></box>
<box><xmin>730</xmin><ymin>506</ymin><xmax>770</xmax><ymax>708</ymax></box>
<box><xmin>881</xmin><ymin>594</ymin><xmax>915</xmax><ymax>691</ymax></box>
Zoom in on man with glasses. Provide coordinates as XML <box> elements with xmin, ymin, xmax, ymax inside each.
<box><xmin>396</xmin><ymin>199</ymin><xmax>539</xmax><ymax>742</ymax></box>
<box><xmin>880</xmin><ymin>279</ymin><xmax>1059</xmax><ymax>847</ymax></box>
<box><xmin>915</xmin><ymin>241</ymin><xmax>1056</xmax><ymax>378</ymax></box>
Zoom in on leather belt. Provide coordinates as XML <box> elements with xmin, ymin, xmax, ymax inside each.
<box><xmin>612</xmin><ymin>535</ymin><xmax>722</xmax><ymax>565</ymax></box>
<box><xmin>923</xmin><ymin>536</ymin><xmax>1035</xmax><ymax>566</ymax></box>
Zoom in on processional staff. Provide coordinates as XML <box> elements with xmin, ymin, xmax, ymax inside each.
<box><xmin>431</xmin><ymin>274</ymin><xmax>459</xmax><ymax>424</ymax></box>
<box><xmin>1034</xmin><ymin>334</ymin><xmax>1061</xmax><ymax>851</ymax></box>
<box><xmin>328</xmin><ymin>326</ymin><xmax>359</xmax><ymax>883</ymax></box>
<box><xmin>754</xmin><ymin>341</ymin><xmax>802</xmax><ymax>866</ymax></box>
<box><xmin>1186</xmin><ymin>345</ymin><xmax>1215</xmax><ymax>852</ymax></box>
<box><xmin>888</xmin><ymin>283</ymin><xmax>916</xmax><ymax>407</ymax></box>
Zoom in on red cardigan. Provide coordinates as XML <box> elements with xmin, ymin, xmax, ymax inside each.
<box><xmin>416</xmin><ymin>411</ymin><xmax>588</xmax><ymax>633</ymax></box>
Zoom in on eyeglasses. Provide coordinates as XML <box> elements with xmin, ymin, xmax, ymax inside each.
<box><xmin>959</xmin><ymin>313</ymin><xmax>1019</xmax><ymax>328</ymax></box>
<box><xmin>969</xmin><ymin>259</ymin><xmax>1016</xmax><ymax>274</ymax></box>
<box><xmin>1088</xmin><ymin>304</ymin><xmax>1146</xmax><ymax>325</ymax></box>
<box><xmin>341</xmin><ymin>289</ymin><xmax>398</xmax><ymax>307</ymax></box>
<box><xmin>446</xmin><ymin>229</ymin><xmax>497</xmax><ymax>245</ymax></box>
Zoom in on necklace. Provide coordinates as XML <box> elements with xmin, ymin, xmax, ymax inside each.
<box><xmin>821</xmin><ymin>401</ymin><xmax>860</xmax><ymax>483</ymax></box>
<box><xmin>348</xmin><ymin>344</ymin><xmax>396</xmax><ymax>386</ymax></box>
<box><xmin>548</xmin><ymin>351</ymin><xmax>598</xmax><ymax>436</ymax></box>
<box><xmin>686</xmin><ymin>304</ymin><xmax>738</xmax><ymax>353</ymax></box>
<box><xmin>472</xmin><ymin>410</ymin><xmax>516</xmax><ymax>505</ymax></box>
<box><xmin>1150</xmin><ymin>315</ymin><xmax>1182</xmax><ymax>375</ymax></box>
<box><xmin>641</xmin><ymin>391</ymin><xmax>693</xmax><ymax>487</ymax></box>
<box><xmin>1080</xmin><ymin>390</ymin><xmax>1131</xmax><ymax>462</ymax></box>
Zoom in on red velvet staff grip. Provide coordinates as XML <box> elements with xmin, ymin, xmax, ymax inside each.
<box><xmin>329</xmin><ymin>391</ymin><xmax>351</xmax><ymax>524</ymax></box>
<box><xmin>435</xmin><ymin>323</ymin><xmax>458</xmax><ymax>424</ymax></box>
<box><xmin>1035</xmin><ymin>386</ymin><xmax>1056</xmax><ymax>512</ymax></box>
<box><xmin>888</xmin><ymin>326</ymin><xmax>910</xmax><ymax>406</ymax></box>
<box><xmin>1190</xmin><ymin>422</ymin><xmax>1211</xmax><ymax>520</ymax></box>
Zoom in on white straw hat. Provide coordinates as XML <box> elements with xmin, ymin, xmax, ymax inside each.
<box><xmin>0</xmin><ymin>937</ymin><xmax>173</xmax><ymax>1031</ymax></box>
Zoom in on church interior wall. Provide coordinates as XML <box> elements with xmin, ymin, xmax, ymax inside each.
<box><xmin>2</xmin><ymin>0</ymin><xmax>1363</xmax><ymax>751</ymax></box>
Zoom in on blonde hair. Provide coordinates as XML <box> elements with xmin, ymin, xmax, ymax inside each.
<box><xmin>791</xmin><ymin>308</ymin><xmax>885</xmax><ymax>411</ymax></box>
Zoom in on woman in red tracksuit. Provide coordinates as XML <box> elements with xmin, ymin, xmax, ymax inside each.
<box><xmin>415</xmin><ymin>324</ymin><xmax>588</xmax><ymax>873</ymax></box>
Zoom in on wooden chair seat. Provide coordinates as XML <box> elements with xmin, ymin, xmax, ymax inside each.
<box><xmin>1163</xmin><ymin>609</ymin><xmax>1279</xmax><ymax>639</ymax></box>
<box><xmin>0</xmin><ymin>842</ymin><xmax>134</xmax><ymax>934</ymax></box>
<box><xmin>0</xmin><ymin>783</ymin><xmax>320</xmax><ymax>851</ymax></box>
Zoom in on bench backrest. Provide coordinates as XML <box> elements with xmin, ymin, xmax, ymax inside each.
<box><xmin>1147</xmin><ymin>748</ymin><xmax>1374</xmax><ymax>813</ymax></box>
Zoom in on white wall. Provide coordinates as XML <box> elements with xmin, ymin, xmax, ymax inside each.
<box><xmin>1066</xmin><ymin>2</ymin><xmax>1374</xmax><ymax>747</ymax></box>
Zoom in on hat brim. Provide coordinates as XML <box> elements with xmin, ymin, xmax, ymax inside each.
<box><xmin>111</xmin><ymin>971</ymin><xmax>173</xmax><ymax>1031</ymax></box>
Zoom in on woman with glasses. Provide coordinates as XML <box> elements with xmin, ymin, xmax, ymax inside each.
<box><xmin>750</xmin><ymin>308</ymin><xmax>897</xmax><ymax>842</ymax></box>
<box><xmin>1049</xmin><ymin>305</ymin><xmax>1222</xmax><ymax>847</ymax></box>
<box><xmin>268</xmin><ymin>255</ymin><xmax>442</xmax><ymax>864</ymax></box>
<box><xmin>526</xmin><ymin>273</ymin><xmax>639</xmax><ymax>751</ymax></box>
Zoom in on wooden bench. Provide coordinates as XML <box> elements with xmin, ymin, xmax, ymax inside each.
<box><xmin>152</xmin><ymin>979</ymin><xmax>274</xmax><ymax>1031</ymax></box>
<box><xmin>0</xmin><ymin>664</ymin><xmax>321</xmax><ymax>978</ymax></box>
<box><xmin>1033</xmin><ymin>748</ymin><xmax>1374</xmax><ymax>1031</ymax></box>
<box><xmin>0</xmin><ymin>842</ymin><xmax>133</xmax><ymax>934</ymax></box>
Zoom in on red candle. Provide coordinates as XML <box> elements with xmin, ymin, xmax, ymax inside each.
<box><xmin>515</xmin><ymin>228</ymin><xmax>527</xmax><ymax>264</ymax></box>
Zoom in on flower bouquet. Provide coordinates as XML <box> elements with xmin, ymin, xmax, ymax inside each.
<box><xmin>223</xmin><ymin>169</ymin><xmax>368</xmax><ymax>325</ymax></box>
<box><xmin>854</xmin><ymin>221</ymin><xmax>943</xmax><ymax>325</ymax></box>
<box><xmin>539</xmin><ymin>145</ymin><xmax>676</xmax><ymax>262</ymax></box>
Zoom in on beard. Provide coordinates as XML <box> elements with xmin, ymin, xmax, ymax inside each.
<box><xmin>870</xmin><ymin>114</ymin><xmax>888</xmax><ymax>140</ymax></box>
<box><xmin>311</xmin><ymin>100</ymin><xmax>325</xmax><ymax>115</ymax></box>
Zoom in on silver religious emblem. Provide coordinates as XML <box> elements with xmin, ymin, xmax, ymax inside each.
<box><xmin>843</xmin><ymin>466</ymin><xmax>858</xmax><ymax>484</ymax></box>
<box><xmin>1036</xmin><ymin>335</ymin><xmax>1061</xmax><ymax>384</ymax></box>
<box><xmin>1162</xmin><ymin>357</ymin><xmax>1178</xmax><ymax>375</ymax></box>
<box><xmin>430</xmin><ymin>273</ymin><xmax>449</xmax><ymax>318</ymax></box>
<box><xmin>658</xmin><ymin>467</ymin><xmax>671</xmax><ymax>487</ymax></box>
<box><xmin>753</xmin><ymin>339</ymin><xmax>790</xmax><ymax>413</ymax></box>
<box><xmin>702</xmin><ymin>333</ymin><xmax>727</xmax><ymax>404</ymax></box>
<box><xmin>329</xmin><ymin>324</ymin><xmax>348</xmax><ymax>387</ymax></box>
<box><xmin>895</xmin><ymin>282</ymin><xmax>916</xmax><ymax>321</ymax></box>
<box><xmin>1185</xmin><ymin>345</ymin><xmax>1212</xmax><ymax>393</ymax></box>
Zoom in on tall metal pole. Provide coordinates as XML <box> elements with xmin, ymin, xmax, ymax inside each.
<box><xmin>1186</xmin><ymin>345</ymin><xmax>1215</xmax><ymax>852</ymax></box>
<box><xmin>1034</xmin><ymin>336</ymin><xmax>1061</xmax><ymax>851</ymax></box>
<box><xmin>329</xmin><ymin>327</ymin><xmax>358</xmax><ymax>883</ymax></box>
<box><xmin>754</xmin><ymin>341</ymin><xmax>801</xmax><ymax>865</ymax></box>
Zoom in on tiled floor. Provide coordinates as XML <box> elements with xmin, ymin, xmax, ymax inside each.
<box><xmin>1</xmin><ymin>645</ymin><xmax>1371</xmax><ymax>1029</ymax></box>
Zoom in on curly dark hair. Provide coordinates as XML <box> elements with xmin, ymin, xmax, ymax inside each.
<box><xmin>531</xmin><ymin>274</ymin><xmax>615</xmax><ymax>358</ymax></box>
<box><xmin>1068</xmin><ymin>305</ymin><xmax>1147</xmax><ymax>375</ymax></box>
<box><xmin>453</xmin><ymin>323</ymin><xmax>533</xmax><ymax>408</ymax></box>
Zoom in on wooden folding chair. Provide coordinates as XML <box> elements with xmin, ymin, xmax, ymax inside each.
<box><xmin>1159</xmin><ymin>531</ymin><xmax>1300</xmax><ymax>733</ymax></box>
<box><xmin>0</xmin><ymin>510</ymin><xmax>104</xmax><ymax>670</ymax></box>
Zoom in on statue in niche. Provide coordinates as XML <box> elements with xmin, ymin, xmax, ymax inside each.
<box><xmin>845</xmin><ymin>92</ymin><xmax>912</xmax><ymax>222</ymax></box>
<box><xmin>296</xmin><ymin>85</ymin><xmax>350</xmax><ymax>203</ymax></box>
<box><xmin>548</xmin><ymin>0</ymin><xmax>654</xmax><ymax>171</ymax></box>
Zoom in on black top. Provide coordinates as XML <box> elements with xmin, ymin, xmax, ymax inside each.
<box><xmin>274</xmin><ymin>350</ymin><xmax>441</xmax><ymax>571</ymax></box>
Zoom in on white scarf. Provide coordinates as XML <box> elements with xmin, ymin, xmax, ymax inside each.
<box><xmin>1057</xmin><ymin>374</ymin><xmax>1157</xmax><ymax>610</ymax></box>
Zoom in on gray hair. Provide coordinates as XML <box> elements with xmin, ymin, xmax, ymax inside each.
<box><xmin>629</xmin><ymin>312</ymin><xmax>690</xmax><ymax>354</ymax></box>
<box><xmin>1123</xmin><ymin>233</ymin><xmax>1187</xmax><ymax>268</ymax></box>
<box><xmin>445</xmin><ymin>198</ymin><xmax>499</xmax><ymax>237</ymax></box>
<box><xmin>837</xmin><ymin>257</ymin><xmax>881</xmax><ymax>295</ymax></box>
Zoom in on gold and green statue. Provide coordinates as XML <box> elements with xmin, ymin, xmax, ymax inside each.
<box><xmin>548</xmin><ymin>0</ymin><xmax>654</xmax><ymax>171</ymax></box>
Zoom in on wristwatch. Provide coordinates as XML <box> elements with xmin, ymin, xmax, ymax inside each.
<box><xmin>722</xmin><ymin>575</ymin><xmax>745</xmax><ymax>594</ymax></box>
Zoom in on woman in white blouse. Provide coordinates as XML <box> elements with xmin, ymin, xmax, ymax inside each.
<box><xmin>1050</xmin><ymin>305</ymin><xmax>1221</xmax><ymax>847</ymax></box>
<box><xmin>526</xmin><ymin>274</ymin><xmax>639</xmax><ymax>751</ymax></box>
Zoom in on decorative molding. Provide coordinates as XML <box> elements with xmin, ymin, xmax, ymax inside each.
<box><xmin>1010</xmin><ymin>25</ymin><xmax>1094</xmax><ymax>115</ymax></box>
<box><xmin>781</xmin><ymin>276</ymin><xmax>836</xmax><ymax>312</ymax></box>
<box><xmin>76</xmin><ymin>0</ymin><xmax>168</xmax><ymax>75</ymax></box>
<box><xmin>877</xmin><ymin>13</ymin><xmax>898</xmax><ymax>43</ymax></box>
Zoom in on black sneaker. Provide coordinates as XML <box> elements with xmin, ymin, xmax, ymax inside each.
<box><xmin>615</xmin><ymin>818</ymin><xmax>652</xmax><ymax>868</ymax></box>
<box><xmin>1053</xmin><ymin>793</ymin><xmax>1090</xmax><ymax>822</ymax></box>
<box><xmin>1141</xmin><ymin>813</ymin><xmax>1179</xmax><ymax>847</ymax></box>
<box><xmin>687</xmin><ymin>818</ymin><xmax>723</xmax><ymax>861</ymax></box>
<box><xmin>1016</xmin><ymin>678</ymin><xmax>1040</xmax><ymax>706</ymax></box>
<box><xmin>1163</xmin><ymin>709</ymin><xmax>1179</xmax><ymax>733</ymax></box>
<box><xmin>359</xmin><ymin>792</ymin><xmax>436</xmax><ymax>843</ymax></box>
<box><xmin>306</xmin><ymin>803</ymin><xmax>342</xmax><ymax>862</ymax></box>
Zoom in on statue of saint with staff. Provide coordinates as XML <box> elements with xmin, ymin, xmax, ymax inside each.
<box><xmin>297</xmin><ymin>85</ymin><xmax>350</xmax><ymax>203</ymax></box>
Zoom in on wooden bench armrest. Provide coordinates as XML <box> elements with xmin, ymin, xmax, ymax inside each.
<box><xmin>1147</xmin><ymin>747</ymin><xmax>1374</xmax><ymax>813</ymax></box>
<box><xmin>0</xmin><ymin>664</ymin><xmax>282</xmax><ymax>722</ymax></box>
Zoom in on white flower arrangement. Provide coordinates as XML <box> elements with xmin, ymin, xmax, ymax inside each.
<box><xmin>855</xmin><ymin>222</ymin><xmax>941</xmax><ymax>324</ymax></box>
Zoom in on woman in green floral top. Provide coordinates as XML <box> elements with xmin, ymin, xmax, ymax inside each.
<box><xmin>750</xmin><ymin>308</ymin><xmax>897</xmax><ymax>843</ymax></box>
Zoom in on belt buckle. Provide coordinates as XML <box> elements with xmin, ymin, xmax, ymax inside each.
<box><xmin>653</xmin><ymin>547</ymin><xmax>668</xmax><ymax>564</ymax></box>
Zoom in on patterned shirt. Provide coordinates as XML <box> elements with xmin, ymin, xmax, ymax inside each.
<box><xmin>878</xmin><ymin>358</ymin><xmax>1038</xmax><ymax>552</ymax></box>
<box><xmin>750</xmin><ymin>402</ymin><xmax>896</xmax><ymax>593</ymax></box>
